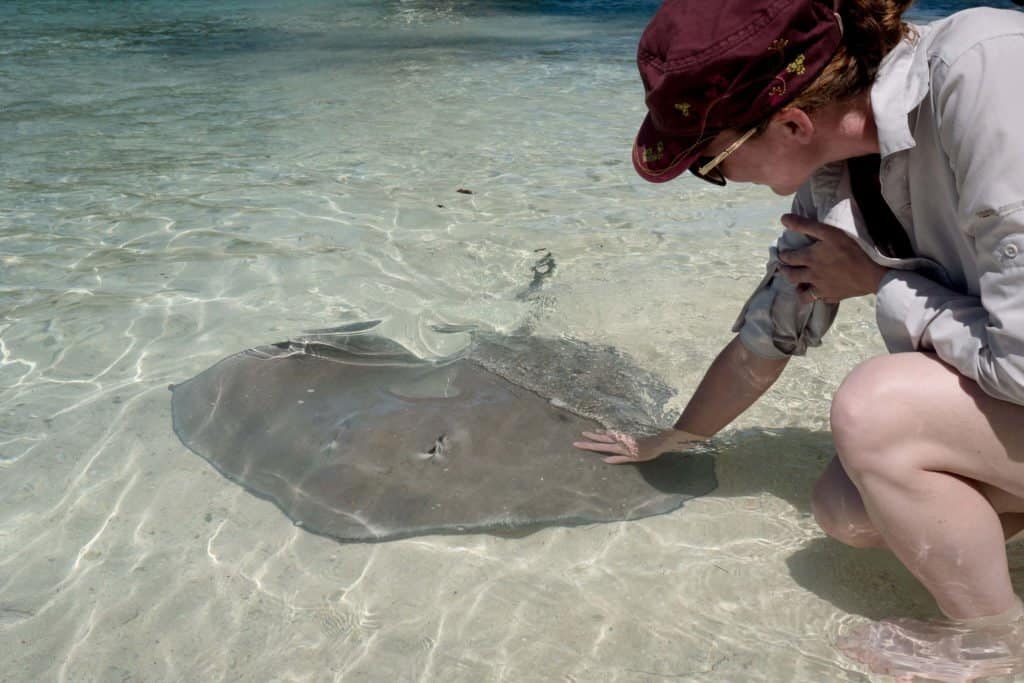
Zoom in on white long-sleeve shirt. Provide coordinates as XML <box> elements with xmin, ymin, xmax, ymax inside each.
<box><xmin>734</xmin><ymin>7</ymin><xmax>1024</xmax><ymax>406</ymax></box>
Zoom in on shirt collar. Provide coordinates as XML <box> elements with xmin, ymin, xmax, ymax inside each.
<box><xmin>871</xmin><ymin>22</ymin><xmax>933</xmax><ymax>158</ymax></box>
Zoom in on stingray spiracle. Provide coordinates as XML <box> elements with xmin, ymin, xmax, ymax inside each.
<box><xmin>416</xmin><ymin>434</ymin><xmax>449</xmax><ymax>461</ymax></box>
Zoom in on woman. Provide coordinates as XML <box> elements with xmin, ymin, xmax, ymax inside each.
<box><xmin>574</xmin><ymin>0</ymin><xmax>1024</xmax><ymax>676</ymax></box>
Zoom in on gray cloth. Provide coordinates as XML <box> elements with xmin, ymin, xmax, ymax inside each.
<box><xmin>735</xmin><ymin>8</ymin><xmax>1024</xmax><ymax>406</ymax></box>
<box><xmin>732</xmin><ymin>162</ymin><xmax>947</xmax><ymax>358</ymax></box>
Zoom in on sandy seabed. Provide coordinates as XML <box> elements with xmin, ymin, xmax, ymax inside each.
<box><xmin>5</xmin><ymin>2</ymin><xmax>1024</xmax><ymax>679</ymax></box>
<box><xmin>8</xmin><ymin>251</ymin><xmax>1023</xmax><ymax>683</ymax></box>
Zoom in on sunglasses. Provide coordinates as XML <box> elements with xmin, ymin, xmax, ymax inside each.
<box><xmin>689</xmin><ymin>125</ymin><xmax>759</xmax><ymax>186</ymax></box>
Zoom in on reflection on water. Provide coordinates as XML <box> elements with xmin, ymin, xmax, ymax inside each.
<box><xmin>2</xmin><ymin>0</ymin><xmax>1022</xmax><ymax>680</ymax></box>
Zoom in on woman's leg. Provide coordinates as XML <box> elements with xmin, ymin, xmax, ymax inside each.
<box><xmin>813</xmin><ymin>457</ymin><xmax>1024</xmax><ymax>548</ymax></box>
<box><xmin>820</xmin><ymin>352</ymin><xmax>1024</xmax><ymax>620</ymax></box>
<box><xmin>812</xmin><ymin>456</ymin><xmax>885</xmax><ymax>548</ymax></box>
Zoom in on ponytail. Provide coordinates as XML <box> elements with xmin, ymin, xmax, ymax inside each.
<box><xmin>786</xmin><ymin>0</ymin><xmax>916</xmax><ymax>111</ymax></box>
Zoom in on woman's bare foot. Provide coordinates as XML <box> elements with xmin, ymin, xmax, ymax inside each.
<box><xmin>837</xmin><ymin>607</ymin><xmax>1024</xmax><ymax>682</ymax></box>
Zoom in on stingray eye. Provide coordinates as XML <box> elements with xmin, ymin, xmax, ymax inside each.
<box><xmin>426</xmin><ymin>434</ymin><xmax>448</xmax><ymax>459</ymax></box>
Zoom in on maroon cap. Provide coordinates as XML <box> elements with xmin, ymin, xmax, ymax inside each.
<box><xmin>633</xmin><ymin>0</ymin><xmax>843</xmax><ymax>183</ymax></box>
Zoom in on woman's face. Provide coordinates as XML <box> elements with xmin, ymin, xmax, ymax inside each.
<box><xmin>702</xmin><ymin>108</ymin><xmax>822</xmax><ymax>196</ymax></box>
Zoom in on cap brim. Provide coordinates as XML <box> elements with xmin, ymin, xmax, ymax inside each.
<box><xmin>632</xmin><ymin>113</ymin><xmax>705</xmax><ymax>184</ymax></box>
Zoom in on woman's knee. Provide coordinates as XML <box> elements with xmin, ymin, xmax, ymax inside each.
<box><xmin>829</xmin><ymin>355</ymin><xmax>920</xmax><ymax>480</ymax></box>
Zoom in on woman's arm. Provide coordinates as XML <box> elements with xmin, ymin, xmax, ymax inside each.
<box><xmin>673</xmin><ymin>334</ymin><xmax>789</xmax><ymax>436</ymax></box>
<box><xmin>574</xmin><ymin>335</ymin><xmax>788</xmax><ymax>463</ymax></box>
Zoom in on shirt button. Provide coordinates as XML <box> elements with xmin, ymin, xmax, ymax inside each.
<box><xmin>1004</xmin><ymin>244</ymin><xmax>1020</xmax><ymax>259</ymax></box>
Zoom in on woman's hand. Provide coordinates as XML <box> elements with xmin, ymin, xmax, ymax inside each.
<box><xmin>573</xmin><ymin>428</ymin><xmax>705</xmax><ymax>465</ymax></box>
<box><xmin>777</xmin><ymin>213</ymin><xmax>890</xmax><ymax>305</ymax></box>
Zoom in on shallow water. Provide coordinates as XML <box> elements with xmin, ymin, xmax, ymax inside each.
<box><xmin>3</xmin><ymin>1</ymin><xmax>1023</xmax><ymax>681</ymax></box>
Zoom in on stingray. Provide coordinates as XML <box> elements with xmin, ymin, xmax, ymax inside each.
<box><xmin>170</xmin><ymin>328</ymin><xmax>716</xmax><ymax>542</ymax></box>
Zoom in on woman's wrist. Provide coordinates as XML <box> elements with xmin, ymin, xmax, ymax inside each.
<box><xmin>660</xmin><ymin>427</ymin><xmax>709</xmax><ymax>450</ymax></box>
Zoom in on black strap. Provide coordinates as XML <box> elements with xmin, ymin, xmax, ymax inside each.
<box><xmin>847</xmin><ymin>154</ymin><xmax>915</xmax><ymax>259</ymax></box>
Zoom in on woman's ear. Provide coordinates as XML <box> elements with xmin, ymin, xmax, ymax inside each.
<box><xmin>772</xmin><ymin>107</ymin><xmax>815</xmax><ymax>144</ymax></box>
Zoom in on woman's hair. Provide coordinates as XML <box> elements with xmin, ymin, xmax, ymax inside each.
<box><xmin>753</xmin><ymin>0</ymin><xmax>914</xmax><ymax>133</ymax></box>
<box><xmin>788</xmin><ymin>0</ymin><xmax>916</xmax><ymax>111</ymax></box>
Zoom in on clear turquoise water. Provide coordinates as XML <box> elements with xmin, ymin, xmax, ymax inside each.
<box><xmin>2</xmin><ymin>2</ymin><xmax>1022</xmax><ymax>681</ymax></box>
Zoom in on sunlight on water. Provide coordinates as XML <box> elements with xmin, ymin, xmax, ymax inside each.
<box><xmin>2</xmin><ymin>1</ymin><xmax>1021</xmax><ymax>681</ymax></box>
